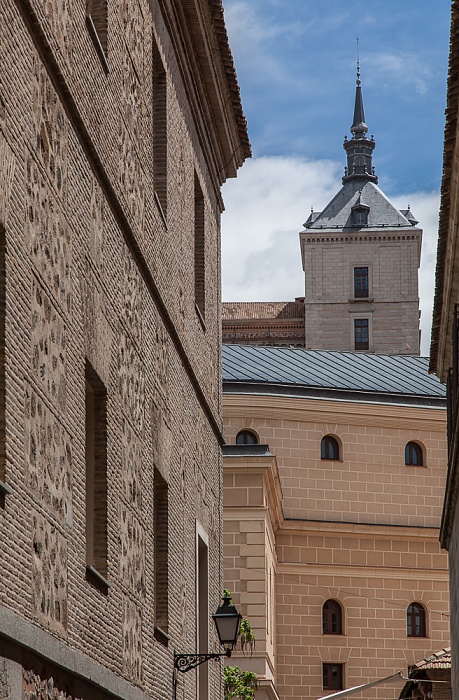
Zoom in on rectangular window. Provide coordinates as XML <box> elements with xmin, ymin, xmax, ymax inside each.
<box><xmin>197</xmin><ymin>534</ymin><xmax>209</xmax><ymax>700</ymax></box>
<box><xmin>0</xmin><ymin>228</ymin><xmax>6</xmax><ymax>506</ymax></box>
<box><xmin>152</xmin><ymin>37</ymin><xmax>167</xmax><ymax>220</ymax></box>
<box><xmin>323</xmin><ymin>664</ymin><xmax>344</xmax><ymax>690</ymax></box>
<box><xmin>154</xmin><ymin>467</ymin><xmax>169</xmax><ymax>644</ymax></box>
<box><xmin>354</xmin><ymin>266</ymin><xmax>368</xmax><ymax>298</ymax></box>
<box><xmin>194</xmin><ymin>174</ymin><xmax>205</xmax><ymax>321</ymax></box>
<box><xmin>85</xmin><ymin>361</ymin><xmax>108</xmax><ymax>590</ymax></box>
<box><xmin>86</xmin><ymin>0</ymin><xmax>108</xmax><ymax>70</ymax></box>
<box><xmin>354</xmin><ymin>318</ymin><xmax>369</xmax><ymax>350</ymax></box>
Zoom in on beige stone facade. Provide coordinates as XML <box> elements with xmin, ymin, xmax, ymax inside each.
<box><xmin>0</xmin><ymin>1</ymin><xmax>249</xmax><ymax>699</ymax></box>
<box><xmin>223</xmin><ymin>386</ymin><xmax>449</xmax><ymax>700</ymax></box>
<box><xmin>301</xmin><ymin>230</ymin><xmax>422</xmax><ymax>354</ymax></box>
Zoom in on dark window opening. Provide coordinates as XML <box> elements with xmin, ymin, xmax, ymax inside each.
<box><xmin>86</xmin><ymin>0</ymin><xmax>108</xmax><ymax>68</ymax></box>
<box><xmin>85</xmin><ymin>361</ymin><xmax>108</xmax><ymax>584</ymax></box>
<box><xmin>354</xmin><ymin>209</ymin><xmax>368</xmax><ymax>225</ymax></box>
<box><xmin>407</xmin><ymin>603</ymin><xmax>426</xmax><ymax>637</ymax></box>
<box><xmin>354</xmin><ymin>267</ymin><xmax>369</xmax><ymax>298</ymax></box>
<box><xmin>194</xmin><ymin>173</ymin><xmax>205</xmax><ymax>320</ymax></box>
<box><xmin>323</xmin><ymin>664</ymin><xmax>344</xmax><ymax>690</ymax></box>
<box><xmin>405</xmin><ymin>442</ymin><xmax>423</xmax><ymax>466</ymax></box>
<box><xmin>154</xmin><ymin>468</ymin><xmax>169</xmax><ymax>643</ymax></box>
<box><xmin>323</xmin><ymin>600</ymin><xmax>343</xmax><ymax>635</ymax></box>
<box><xmin>321</xmin><ymin>435</ymin><xmax>340</xmax><ymax>461</ymax></box>
<box><xmin>236</xmin><ymin>430</ymin><xmax>258</xmax><ymax>445</ymax></box>
<box><xmin>354</xmin><ymin>318</ymin><xmax>369</xmax><ymax>350</ymax></box>
<box><xmin>152</xmin><ymin>37</ymin><xmax>167</xmax><ymax>219</ymax></box>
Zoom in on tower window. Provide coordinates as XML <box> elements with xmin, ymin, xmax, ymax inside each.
<box><xmin>321</xmin><ymin>435</ymin><xmax>340</xmax><ymax>461</ymax></box>
<box><xmin>323</xmin><ymin>600</ymin><xmax>343</xmax><ymax>635</ymax></box>
<box><xmin>354</xmin><ymin>209</ymin><xmax>368</xmax><ymax>225</ymax></box>
<box><xmin>354</xmin><ymin>267</ymin><xmax>368</xmax><ymax>298</ymax></box>
<box><xmin>323</xmin><ymin>664</ymin><xmax>344</xmax><ymax>690</ymax></box>
<box><xmin>405</xmin><ymin>442</ymin><xmax>424</xmax><ymax>466</ymax></box>
<box><xmin>407</xmin><ymin>603</ymin><xmax>426</xmax><ymax>637</ymax></box>
<box><xmin>354</xmin><ymin>318</ymin><xmax>369</xmax><ymax>350</ymax></box>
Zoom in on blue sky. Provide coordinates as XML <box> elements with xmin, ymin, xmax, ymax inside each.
<box><xmin>220</xmin><ymin>1</ymin><xmax>451</xmax><ymax>355</ymax></box>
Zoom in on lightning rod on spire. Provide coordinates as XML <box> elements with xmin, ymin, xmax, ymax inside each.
<box><xmin>356</xmin><ymin>37</ymin><xmax>361</xmax><ymax>86</ymax></box>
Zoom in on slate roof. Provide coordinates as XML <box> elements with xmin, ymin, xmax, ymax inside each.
<box><xmin>304</xmin><ymin>180</ymin><xmax>417</xmax><ymax>231</ymax></box>
<box><xmin>222</xmin><ymin>345</ymin><xmax>446</xmax><ymax>406</ymax></box>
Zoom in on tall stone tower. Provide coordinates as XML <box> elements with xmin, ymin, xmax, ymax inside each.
<box><xmin>300</xmin><ymin>68</ymin><xmax>421</xmax><ymax>355</ymax></box>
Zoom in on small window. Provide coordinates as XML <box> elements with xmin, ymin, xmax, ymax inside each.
<box><xmin>323</xmin><ymin>600</ymin><xmax>343</xmax><ymax>635</ymax></box>
<box><xmin>323</xmin><ymin>664</ymin><xmax>344</xmax><ymax>690</ymax></box>
<box><xmin>407</xmin><ymin>603</ymin><xmax>426</xmax><ymax>637</ymax></box>
<box><xmin>236</xmin><ymin>430</ymin><xmax>258</xmax><ymax>445</ymax></box>
<box><xmin>354</xmin><ymin>318</ymin><xmax>369</xmax><ymax>350</ymax></box>
<box><xmin>321</xmin><ymin>435</ymin><xmax>339</xmax><ymax>461</ymax></box>
<box><xmin>405</xmin><ymin>442</ymin><xmax>423</xmax><ymax>466</ymax></box>
<box><xmin>354</xmin><ymin>267</ymin><xmax>368</xmax><ymax>298</ymax></box>
<box><xmin>354</xmin><ymin>209</ymin><xmax>368</xmax><ymax>226</ymax></box>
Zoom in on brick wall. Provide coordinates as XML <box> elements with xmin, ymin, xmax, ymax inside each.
<box><xmin>0</xmin><ymin>0</ymin><xmax>248</xmax><ymax>698</ymax></box>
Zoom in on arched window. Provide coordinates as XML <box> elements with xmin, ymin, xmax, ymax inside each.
<box><xmin>407</xmin><ymin>603</ymin><xmax>426</xmax><ymax>637</ymax></box>
<box><xmin>236</xmin><ymin>430</ymin><xmax>258</xmax><ymax>446</ymax></box>
<box><xmin>321</xmin><ymin>435</ymin><xmax>340</xmax><ymax>461</ymax></box>
<box><xmin>322</xmin><ymin>600</ymin><xmax>343</xmax><ymax>635</ymax></box>
<box><xmin>405</xmin><ymin>442</ymin><xmax>423</xmax><ymax>466</ymax></box>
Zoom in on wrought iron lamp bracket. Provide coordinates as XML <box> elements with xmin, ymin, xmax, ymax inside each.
<box><xmin>174</xmin><ymin>650</ymin><xmax>231</xmax><ymax>673</ymax></box>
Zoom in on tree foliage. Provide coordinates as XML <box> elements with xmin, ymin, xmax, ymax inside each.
<box><xmin>224</xmin><ymin>666</ymin><xmax>257</xmax><ymax>700</ymax></box>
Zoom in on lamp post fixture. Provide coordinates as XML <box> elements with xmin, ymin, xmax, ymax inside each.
<box><xmin>173</xmin><ymin>593</ymin><xmax>242</xmax><ymax>674</ymax></box>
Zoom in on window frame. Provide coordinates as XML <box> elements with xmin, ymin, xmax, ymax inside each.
<box><xmin>405</xmin><ymin>441</ymin><xmax>424</xmax><ymax>467</ymax></box>
<box><xmin>321</xmin><ymin>435</ymin><xmax>340</xmax><ymax>461</ymax></box>
<box><xmin>236</xmin><ymin>430</ymin><xmax>259</xmax><ymax>446</ymax></box>
<box><xmin>322</xmin><ymin>599</ymin><xmax>343</xmax><ymax>635</ymax></box>
<box><xmin>354</xmin><ymin>266</ymin><xmax>369</xmax><ymax>299</ymax></box>
<box><xmin>407</xmin><ymin>602</ymin><xmax>427</xmax><ymax>638</ymax></box>
<box><xmin>354</xmin><ymin>317</ymin><xmax>369</xmax><ymax>350</ymax></box>
<box><xmin>323</xmin><ymin>663</ymin><xmax>344</xmax><ymax>691</ymax></box>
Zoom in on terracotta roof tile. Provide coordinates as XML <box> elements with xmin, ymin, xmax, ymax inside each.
<box><xmin>222</xmin><ymin>301</ymin><xmax>304</xmax><ymax>320</ymax></box>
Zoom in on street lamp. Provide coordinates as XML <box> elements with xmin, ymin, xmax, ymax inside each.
<box><xmin>173</xmin><ymin>593</ymin><xmax>242</xmax><ymax>674</ymax></box>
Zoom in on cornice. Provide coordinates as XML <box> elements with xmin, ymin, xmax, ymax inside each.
<box><xmin>278</xmin><ymin>561</ymin><xmax>448</xmax><ymax>581</ymax></box>
<box><xmin>223</xmin><ymin>394</ymin><xmax>446</xmax><ymax>431</ymax></box>
<box><xmin>281</xmin><ymin>518</ymin><xmax>441</xmax><ymax>541</ymax></box>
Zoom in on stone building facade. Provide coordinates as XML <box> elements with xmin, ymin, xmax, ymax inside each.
<box><xmin>0</xmin><ymin>1</ymin><xmax>249</xmax><ymax>699</ymax></box>
<box><xmin>223</xmin><ymin>345</ymin><xmax>449</xmax><ymax>700</ymax></box>
<box><xmin>430</xmin><ymin>3</ymin><xmax>459</xmax><ymax>700</ymax></box>
<box><xmin>222</xmin><ymin>300</ymin><xmax>305</xmax><ymax>347</ymax></box>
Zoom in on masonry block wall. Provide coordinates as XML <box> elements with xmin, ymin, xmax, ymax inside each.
<box><xmin>301</xmin><ymin>231</ymin><xmax>421</xmax><ymax>354</ymax></box>
<box><xmin>0</xmin><ymin>0</ymin><xmax>249</xmax><ymax>698</ymax></box>
<box><xmin>223</xmin><ymin>394</ymin><xmax>449</xmax><ymax>700</ymax></box>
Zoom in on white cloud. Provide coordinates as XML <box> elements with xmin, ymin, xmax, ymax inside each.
<box><xmin>222</xmin><ymin>155</ymin><xmax>440</xmax><ymax>357</ymax></box>
<box><xmin>367</xmin><ymin>51</ymin><xmax>433</xmax><ymax>96</ymax></box>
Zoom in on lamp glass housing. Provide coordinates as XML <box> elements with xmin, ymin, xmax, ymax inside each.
<box><xmin>212</xmin><ymin>596</ymin><xmax>242</xmax><ymax>648</ymax></box>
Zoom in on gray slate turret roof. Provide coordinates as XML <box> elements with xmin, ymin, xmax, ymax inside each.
<box><xmin>304</xmin><ymin>180</ymin><xmax>419</xmax><ymax>231</ymax></box>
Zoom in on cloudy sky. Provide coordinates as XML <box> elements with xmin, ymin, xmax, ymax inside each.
<box><xmin>220</xmin><ymin>0</ymin><xmax>451</xmax><ymax>356</ymax></box>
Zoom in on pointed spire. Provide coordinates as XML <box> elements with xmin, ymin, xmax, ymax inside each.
<box><xmin>342</xmin><ymin>47</ymin><xmax>377</xmax><ymax>185</ymax></box>
<box><xmin>351</xmin><ymin>55</ymin><xmax>368</xmax><ymax>139</ymax></box>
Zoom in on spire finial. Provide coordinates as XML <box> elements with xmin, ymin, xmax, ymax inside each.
<box><xmin>356</xmin><ymin>37</ymin><xmax>361</xmax><ymax>86</ymax></box>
